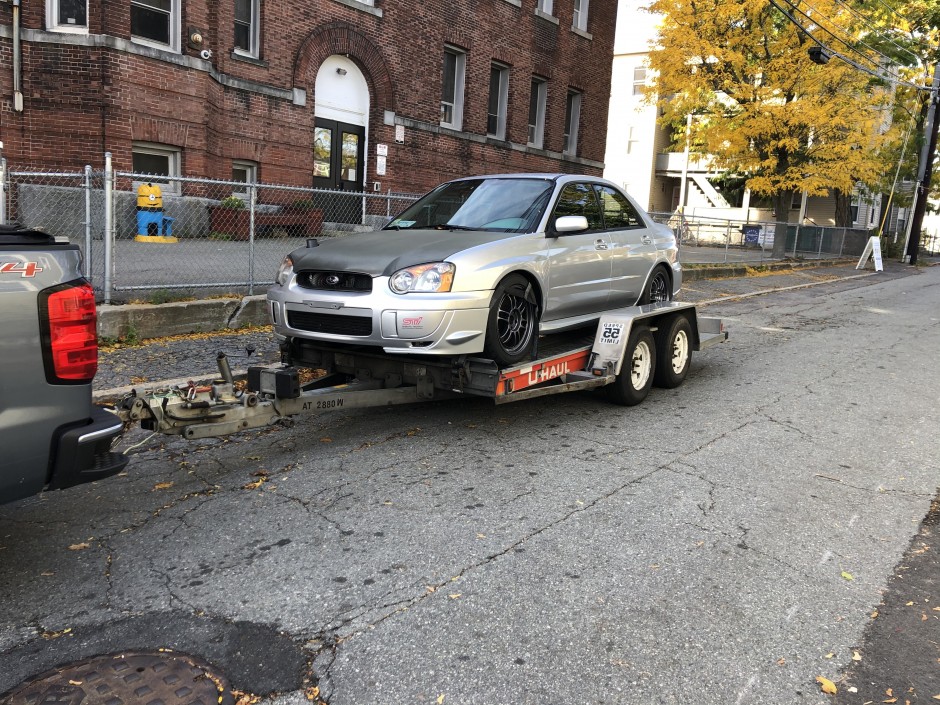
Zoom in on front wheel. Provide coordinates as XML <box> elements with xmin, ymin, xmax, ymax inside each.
<box><xmin>653</xmin><ymin>314</ymin><xmax>692</xmax><ymax>388</ymax></box>
<box><xmin>482</xmin><ymin>274</ymin><xmax>538</xmax><ymax>367</ymax></box>
<box><xmin>607</xmin><ymin>326</ymin><xmax>656</xmax><ymax>406</ymax></box>
<box><xmin>639</xmin><ymin>267</ymin><xmax>671</xmax><ymax>305</ymax></box>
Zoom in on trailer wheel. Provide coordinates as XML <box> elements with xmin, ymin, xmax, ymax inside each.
<box><xmin>483</xmin><ymin>274</ymin><xmax>538</xmax><ymax>367</ymax></box>
<box><xmin>608</xmin><ymin>326</ymin><xmax>656</xmax><ymax>406</ymax></box>
<box><xmin>654</xmin><ymin>314</ymin><xmax>692</xmax><ymax>389</ymax></box>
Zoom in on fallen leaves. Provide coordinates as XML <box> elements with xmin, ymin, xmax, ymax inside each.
<box><xmin>153</xmin><ymin>481</ymin><xmax>174</xmax><ymax>491</ymax></box>
<box><xmin>448</xmin><ymin>593</ymin><xmax>462</xmax><ymax>599</ymax></box>
<box><xmin>852</xmin><ymin>650</ymin><xmax>862</xmax><ymax>662</ymax></box>
<box><xmin>841</xmin><ymin>571</ymin><xmax>854</xmax><ymax>581</ymax></box>
<box><xmin>241</xmin><ymin>475</ymin><xmax>269</xmax><ymax>490</ymax></box>
<box><xmin>67</xmin><ymin>542</ymin><xmax>90</xmax><ymax>551</ymax></box>
<box><xmin>437</xmin><ymin>695</ymin><xmax>445</xmax><ymax>705</ymax></box>
<box><xmin>816</xmin><ymin>676</ymin><xmax>838</xmax><ymax>695</ymax></box>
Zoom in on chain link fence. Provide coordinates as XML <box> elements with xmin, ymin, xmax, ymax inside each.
<box><xmin>0</xmin><ymin>153</ymin><xmax>420</xmax><ymax>303</ymax></box>
<box><xmin>650</xmin><ymin>211</ymin><xmax>880</xmax><ymax>264</ymax></box>
<box><xmin>2</xmin><ymin>155</ymin><xmax>935</xmax><ymax>302</ymax></box>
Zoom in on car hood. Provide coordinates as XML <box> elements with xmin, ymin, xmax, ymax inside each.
<box><xmin>290</xmin><ymin>228</ymin><xmax>520</xmax><ymax>277</ymax></box>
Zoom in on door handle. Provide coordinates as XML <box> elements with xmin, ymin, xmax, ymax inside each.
<box><xmin>594</xmin><ymin>239</ymin><xmax>609</xmax><ymax>250</ymax></box>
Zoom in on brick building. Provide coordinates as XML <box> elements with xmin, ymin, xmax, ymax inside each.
<box><xmin>0</xmin><ymin>0</ymin><xmax>615</xmax><ymax>203</ymax></box>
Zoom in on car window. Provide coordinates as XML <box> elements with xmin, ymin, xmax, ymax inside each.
<box><xmin>551</xmin><ymin>183</ymin><xmax>603</xmax><ymax>231</ymax></box>
<box><xmin>595</xmin><ymin>185</ymin><xmax>644</xmax><ymax>229</ymax></box>
<box><xmin>385</xmin><ymin>178</ymin><xmax>554</xmax><ymax>232</ymax></box>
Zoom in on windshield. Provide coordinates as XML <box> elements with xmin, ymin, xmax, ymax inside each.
<box><xmin>385</xmin><ymin>178</ymin><xmax>555</xmax><ymax>233</ymax></box>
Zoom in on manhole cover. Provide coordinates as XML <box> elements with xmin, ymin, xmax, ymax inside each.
<box><xmin>2</xmin><ymin>650</ymin><xmax>235</xmax><ymax>705</ymax></box>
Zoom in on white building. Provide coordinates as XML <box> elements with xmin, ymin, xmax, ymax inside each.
<box><xmin>603</xmin><ymin>1</ymin><xmax>892</xmax><ymax>233</ymax></box>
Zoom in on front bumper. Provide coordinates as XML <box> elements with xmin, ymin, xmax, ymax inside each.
<box><xmin>268</xmin><ymin>276</ymin><xmax>493</xmax><ymax>356</ymax></box>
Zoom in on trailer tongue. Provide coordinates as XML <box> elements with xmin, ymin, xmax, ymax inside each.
<box><xmin>116</xmin><ymin>302</ymin><xmax>727</xmax><ymax>440</ymax></box>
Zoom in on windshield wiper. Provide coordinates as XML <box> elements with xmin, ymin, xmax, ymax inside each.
<box><xmin>440</xmin><ymin>223</ymin><xmax>478</xmax><ymax>231</ymax></box>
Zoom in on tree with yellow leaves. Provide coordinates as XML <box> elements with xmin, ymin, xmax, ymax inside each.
<box><xmin>646</xmin><ymin>0</ymin><xmax>892</xmax><ymax>256</ymax></box>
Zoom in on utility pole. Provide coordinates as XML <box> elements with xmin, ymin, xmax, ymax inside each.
<box><xmin>904</xmin><ymin>64</ymin><xmax>940</xmax><ymax>265</ymax></box>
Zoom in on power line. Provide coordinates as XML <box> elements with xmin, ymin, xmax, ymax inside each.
<box><xmin>777</xmin><ymin>0</ymin><xmax>911</xmax><ymax>75</ymax></box>
<box><xmin>828</xmin><ymin>0</ymin><xmax>922</xmax><ymax>64</ymax></box>
<box><xmin>768</xmin><ymin>0</ymin><xmax>932</xmax><ymax>91</ymax></box>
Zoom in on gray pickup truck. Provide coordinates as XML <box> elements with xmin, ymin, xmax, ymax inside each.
<box><xmin>0</xmin><ymin>224</ymin><xmax>127</xmax><ymax>504</ymax></box>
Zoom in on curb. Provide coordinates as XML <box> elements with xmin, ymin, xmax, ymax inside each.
<box><xmin>95</xmin><ymin>258</ymin><xmax>857</xmax><ymax>341</ymax></box>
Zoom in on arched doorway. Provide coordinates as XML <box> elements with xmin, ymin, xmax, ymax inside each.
<box><xmin>313</xmin><ymin>55</ymin><xmax>369</xmax><ymax>223</ymax></box>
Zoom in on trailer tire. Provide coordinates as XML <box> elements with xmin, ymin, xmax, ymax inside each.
<box><xmin>483</xmin><ymin>274</ymin><xmax>538</xmax><ymax>367</ymax></box>
<box><xmin>654</xmin><ymin>314</ymin><xmax>692</xmax><ymax>389</ymax></box>
<box><xmin>608</xmin><ymin>326</ymin><xmax>656</xmax><ymax>406</ymax></box>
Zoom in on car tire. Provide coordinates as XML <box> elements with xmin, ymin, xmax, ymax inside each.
<box><xmin>653</xmin><ymin>314</ymin><xmax>692</xmax><ymax>389</ymax></box>
<box><xmin>639</xmin><ymin>266</ymin><xmax>671</xmax><ymax>305</ymax></box>
<box><xmin>607</xmin><ymin>325</ymin><xmax>656</xmax><ymax>406</ymax></box>
<box><xmin>483</xmin><ymin>274</ymin><xmax>537</xmax><ymax>367</ymax></box>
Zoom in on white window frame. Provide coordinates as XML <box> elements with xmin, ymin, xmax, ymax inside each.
<box><xmin>487</xmin><ymin>63</ymin><xmax>510</xmax><ymax>140</ymax></box>
<box><xmin>132</xmin><ymin>142</ymin><xmax>181</xmax><ymax>194</ymax></box>
<box><xmin>537</xmin><ymin>0</ymin><xmax>554</xmax><ymax>15</ymax></box>
<box><xmin>231</xmin><ymin>160</ymin><xmax>258</xmax><ymax>196</ymax></box>
<box><xmin>528</xmin><ymin>77</ymin><xmax>547</xmax><ymax>148</ymax></box>
<box><xmin>563</xmin><ymin>90</ymin><xmax>582</xmax><ymax>155</ymax></box>
<box><xmin>234</xmin><ymin>0</ymin><xmax>261</xmax><ymax>58</ymax></box>
<box><xmin>131</xmin><ymin>0</ymin><xmax>181</xmax><ymax>53</ymax></box>
<box><xmin>46</xmin><ymin>0</ymin><xmax>89</xmax><ymax>32</ymax></box>
<box><xmin>632</xmin><ymin>66</ymin><xmax>647</xmax><ymax>96</ymax></box>
<box><xmin>572</xmin><ymin>0</ymin><xmax>589</xmax><ymax>31</ymax></box>
<box><xmin>440</xmin><ymin>46</ymin><xmax>467</xmax><ymax>131</ymax></box>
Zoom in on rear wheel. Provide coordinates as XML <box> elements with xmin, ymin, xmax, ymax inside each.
<box><xmin>653</xmin><ymin>314</ymin><xmax>692</xmax><ymax>388</ymax></box>
<box><xmin>607</xmin><ymin>326</ymin><xmax>656</xmax><ymax>406</ymax></box>
<box><xmin>483</xmin><ymin>274</ymin><xmax>537</xmax><ymax>367</ymax></box>
<box><xmin>639</xmin><ymin>267</ymin><xmax>671</xmax><ymax>305</ymax></box>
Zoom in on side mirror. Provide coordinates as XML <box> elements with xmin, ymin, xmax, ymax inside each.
<box><xmin>553</xmin><ymin>215</ymin><xmax>589</xmax><ymax>234</ymax></box>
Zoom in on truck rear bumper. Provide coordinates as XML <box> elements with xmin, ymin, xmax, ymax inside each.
<box><xmin>48</xmin><ymin>406</ymin><xmax>128</xmax><ymax>490</ymax></box>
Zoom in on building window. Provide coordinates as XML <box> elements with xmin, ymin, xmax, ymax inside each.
<box><xmin>632</xmin><ymin>66</ymin><xmax>646</xmax><ymax>96</ymax></box>
<box><xmin>131</xmin><ymin>0</ymin><xmax>179</xmax><ymax>51</ymax></box>
<box><xmin>231</xmin><ymin>160</ymin><xmax>258</xmax><ymax>195</ymax></box>
<box><xmin>234</xmin><ymin>0</ymin><xmax>260</xmax><ymax>57</ymax></box>
<box><xmin>441</xmin><ymin>47</ymin><xmax>467</xmax><ymax>130</ymax></box>
<box><xmin>537</xmin><ymin>0</ymin><xmax>554</xmax><ymax>14</ymax></box>
<box><xmin>572</xmin><ymin>0</ymin><xmax>589</xmax><ymax>31</ymax></box>
<box><xmin>528</xmin><ymin>77</ymin><xmax>547</xmax><ymax>148</ymax></box>
<box><xmin>563</xmin><ymin>90</ymin><xmax>581</xmax><ymax>155</ymax></box>
<box><xmin>46</xmin><ymin>0</ymin><xmax>88</xmax><ymax>31</ymax></box>
<box><xmin>850</xmin><ymin>196</ymin><xmax>860</xmax><ymax>224</ymax></box>
<box><xmin>487</xmin><ymin>63</ymin><xmax>510</xmax><ymax>139</ymax></box>
<box><xmin>132</xmin><ymin>143</ymin><xmax>180</xmax><ymax>193</ymax></box>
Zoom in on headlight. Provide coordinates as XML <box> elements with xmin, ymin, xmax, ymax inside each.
<box><xmin>389</xmin><ymin>262</ymin><xmax>455</xmax><ymax>294</ymax></box>
<box><xmin>275</xmin><ymin>255</ymin><xmax>294</xmax><ymax>286</ymax></box>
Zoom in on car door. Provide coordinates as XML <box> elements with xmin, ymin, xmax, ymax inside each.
<box><xmin>542</xmin><ymin>182</ymin><xmax>613</xmax><ymax>321</ymax></box>
<box><xmin>595</xmin><ymin>184</ymin><xmax>658</xmax><ymax>305</ymax></box>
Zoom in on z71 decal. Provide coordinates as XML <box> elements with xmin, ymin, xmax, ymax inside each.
<box><xmin>0</xmin><ymin>261</ymin><xmax>43</xmax><ymax>278</ymax></box>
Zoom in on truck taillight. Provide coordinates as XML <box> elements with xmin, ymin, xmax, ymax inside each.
<box><xmin>40</xmin><ymin>281</ymin><xmax>98</xmax><ymax>383</ymax></box>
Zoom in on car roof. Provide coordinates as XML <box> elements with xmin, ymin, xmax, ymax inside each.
<box><xmin>449</xmin><ymin>173</ymin><xmax>619</xmax><ymax>187</ymax></box>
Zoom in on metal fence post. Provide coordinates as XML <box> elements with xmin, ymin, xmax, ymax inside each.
<box><xmin>839</xmin><ymin>228</ymin><xmax>846</xmax><ymax>257</ymax></box>
<box><xmin>817</xmin><ymin>226</ymin><xmax>824</xmax><ymax>259</ymax></box>
<box><xmin>83</xmin><ymin>164</ymin><xmax>92</xmax><ymax>278</ymax></box>
<box><xmin>792</xmin><ymin>222</ymin><xmax>799</xmax><ymax>258</ymax></box>
<box><xmin>103</xmin><ymin>152</ymin><xmax>113</xmax><ymax>304</ymax></box>
<box><xmin>248</xmin><ymin>182</ymin><xmax>257</xmax><ymax>296</ymax></box>
<box><xmin>724</xmin><ymin>220</ymin><xmax>731</xmax><ymax>263</ymax></box>
<box><xmin>0</xmin><ymin>154</ymin><xmax>6</xmax><ymax>225</ymax></box>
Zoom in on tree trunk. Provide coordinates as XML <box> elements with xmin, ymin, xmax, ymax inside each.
<box><xmin>833</xmin><ymin>189</ymin><xmax>853</xmax><ymax>228</ymax></box>
<box><xmin>771</xmin><ymin>192</ymin><xmax>791</xmax><ymax>258</ymax></box>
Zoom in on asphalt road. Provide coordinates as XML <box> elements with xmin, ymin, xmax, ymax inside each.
<box><xmin>1</xmin><ymin>262</ymin><xmax>938</xmax><ymax>704</ymax></box>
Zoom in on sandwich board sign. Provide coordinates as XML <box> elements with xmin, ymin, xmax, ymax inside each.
<box><xmin>856</xmin><ymin>236</ymin><xmax>883</xmax><ymax>272</ymax></box>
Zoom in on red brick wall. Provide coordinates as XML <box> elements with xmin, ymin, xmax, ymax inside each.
<box><xmin>0</xmin><ymin>0</ymin><xmax>615</xmax><ymax>195</ymax></box>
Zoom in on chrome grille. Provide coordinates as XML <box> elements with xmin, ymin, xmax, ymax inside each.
<box><xmin>296</xmin><ymin>270</ymin><xmax>372</xmax><ymax>292</ymax></box>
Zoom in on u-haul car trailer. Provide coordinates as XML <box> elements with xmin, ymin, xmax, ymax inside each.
<box><xmin>115</xmin><ymin>302</ymin><xmax>727</xmax><ymax>439</ymax></box>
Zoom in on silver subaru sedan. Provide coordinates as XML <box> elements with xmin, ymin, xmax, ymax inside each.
<box><xmin>268</xmin><ymin>173</ymin><xmax>681</xmax><ymax>367</ymax></box>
